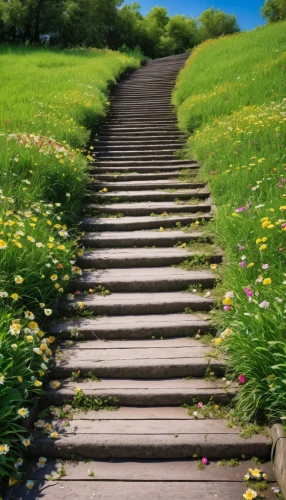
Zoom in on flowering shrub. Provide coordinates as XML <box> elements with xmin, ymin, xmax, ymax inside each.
<box><xmin>173</xmin><ymin>22</ymin><xmax>286</xmax><ymax>422</ymax></box>
<box><xmin>0</xmin><ymin>45</ymin><xmax>142</xmax><ymax>483</ymax></box>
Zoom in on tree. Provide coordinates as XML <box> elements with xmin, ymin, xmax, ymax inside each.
<box><xmin>198</xmin><ymin>7</ymin><xmax>240</xmax><ymax>41</ymax></box>
<box><xmin>164</xmin><ymin>15</ymin><xmax>199</xmax><ymax>54</ymax></box>
<box><xmin>261</xmin><ymin>0</ymin><xmax>286</xmax><ymax>22</ymax></box>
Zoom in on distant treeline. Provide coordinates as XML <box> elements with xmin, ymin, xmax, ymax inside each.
<box><xmin>0</xmin><ymin>1</ymin><xmax>240</xmax><ymax>57</ymax></box>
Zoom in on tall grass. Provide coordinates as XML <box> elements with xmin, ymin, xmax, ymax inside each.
<box><xmin>173</xmin><ymin>22</ymin><xmax>286</xmax><ymax>423</ymax></box>
<box><xmin>0</xmin><ymin>45</ymin><xmax>142</xmax><ymax>485</ymax></box>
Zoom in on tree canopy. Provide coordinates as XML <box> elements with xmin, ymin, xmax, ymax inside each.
<box><xmin>261</xmin><ymin>0</ymin><xmax>286</xmax><ymax>22</ymax></box>
<box><xmin>0</xmin><ymin>1</ymin><xmax>241</xmax><ymax>57</ymax></box>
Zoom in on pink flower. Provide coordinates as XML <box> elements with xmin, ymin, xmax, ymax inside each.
<box><xmin>223</xmin><ymin>305</ymin><xmax>230</xmax><ymax>311</ymax></box>
<box><xmin>259</xmin><ymin>300</ymin><xmax>270</xmax><ymax>309</ymax></box>
<box><xmin>236</xmin><ymin>207</ymin><xmax>245</xmax><ymax>212</ymax></box>
<box><xmin>238</xmin><ymin>374</ymin><xmax>245</xmax><ymax>384</ymax></box>
<box><xmin>244</xmin><ymin>287</ymin><xmax>253</xmax><ymax>297</ymax></box>
<box><xmin>74</xmin><ymin>290</ymin><xmax>81</xmax><ymax>296</ymax></box>
<box><xmin>240</xmin><ymin>261</ymin><xmax>246</xmax><ymax>267</ymax></box>
<box><xmin>238</xmin><ymin>245</ymin><xmax>244</xmax><ymax>251</ymax></box>
<box><xmin>201</xmin><ymin>457</ymin><xmax>208</xmax><ymax>465</ymax></box>
<box><xmin>279</xmin><ymin>247</ymin><xmax>284</xmax><ymax>252</ymax></box>
<box><xmin>262</xmin><ymin>264</ymin><xmax>269</xmax><ymax>270</ymax></box>
<box><xmin>197</xmin><ymin>402</ymin><xmax>203</xmax><ymax>409</ymax></box>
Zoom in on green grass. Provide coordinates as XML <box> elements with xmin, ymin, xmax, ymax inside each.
<box><xmin>0</xmin><ymin>45</ymin><xmax>142</xmax><ymax>484</ymax></box>
<box><xmin>173</xmin><ymin>21</ymin><xmax>286</xmax><ymax>424</ymax></box>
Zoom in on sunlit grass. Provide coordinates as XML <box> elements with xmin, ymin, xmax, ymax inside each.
<box><xmin>173</xmin><ymin>21</ymin><xmax>286</xmax><ymax>423</ymax></box>
<box><xmin>0</xmin><ymin>45</ymin><xmax>142</xmax><ymax>484</ymax></box>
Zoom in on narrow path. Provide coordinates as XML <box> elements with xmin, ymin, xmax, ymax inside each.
<box><xmin>12</xmin><ymin>54</ymin><xmax>277</xmax><ymax>499</ymax></box>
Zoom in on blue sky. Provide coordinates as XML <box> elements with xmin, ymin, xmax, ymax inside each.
<box><xmin>132</xmin><ymin>0</ymin><xmax>266</xmax><ymax>31</ymax></box>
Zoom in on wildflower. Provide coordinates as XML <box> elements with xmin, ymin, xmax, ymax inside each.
<box><xmin>244</xmin><ymin>287</ymin><xmax>253</xmax><ymax>297</ymax></box>
<box><xmin>22</xmin><ymin>438</ymin><xmax>30</xmax><ymax>447</ymax></box>
<box><xmin>262</xmin><ymin>264</ymin><xmax>269</xmax><ymax>269</ymax></box>
<box><xmin>37</xmin><ymin>457</ymin><xmax>47</xmax><ymax>468</ymax></box>
<box><xmin>17</xmin><ymin>376</ymin><xmax>23</xmax><ymax>383</ymax></box>
<box><xmin>223</xmin><ymin>305</ymin><xmax>231</xmax><ymax>311</ymax></box>
<box><xmin>214</xmin><ymin>338</ymin><xmax>223</xmax><ymax>345</ymax></box>
<box><xmin>243</xmin><ymin>489</ymin><xmax>257</xmax><ymax>499</ymax></box>
<box><xmin>34</xmin><ymin>380</ymin><xmax>42</xmax><ymax>387</ymax></box>
<box><xmin>48</xmin><ymin>336</ymin><xmax>56</xmax><ymax>343</ymax></box>
<box><xmin>50</xmin><ymin>274</ymin><xmax>58</xmax><ymax>281</ymax></box>
<box><xmin>57</xmin><ymin>245</ymin><xmax>66</xmax><ymax>251</ymax></box>
<box><xmin>44</xmin><ymin>423</ymin><xmax>52</xmax><ymax>431</ymax></box>
<box><xmin>50</xmin><ymin>431</ymin><xmax>58</xmax><ymax>439</ymax></box>
<box><xmin>222</xmin><ymin>297</ymin><xmax>232</xmax><ymax>306</ymax></box>
<box><xmin>239</xmin><ymin>374</ymin><xmax>245</xmax><ymax>384</ymax></box>
<box><xmin>25</xmin><ymin>311</ymin><xmax>35</xmax><ymax>320</ymax></box>
<box><xmin>35</xmin><ymin>419</ymin><xmax>45</xmax><ymax>428</ymax></box>
<box><xmin>193</xmin><ymin>411</ymin><xmax>198</xmax><ymax>417</ymax></box>
<box><xmin>256</xmin><ymin>275</ymin><xmax>263</xmax><ymax>283</ymax></box>
<box><xmin>11</xmin><ymin>344</ymin><xmax>18</xmax><ymax>350</ymax></box>
<box><xmin>15</xmin><ymin>275</ymin><xmax>24</xmax><ymax>284</ymax></box>
<box><xmin>8</xmin><ymin>478</ymin><xmax>19</xmax><ymax>486</ymax></box>
<box><xmin>201</xmin><ymin>457</ymin><xmax>208</xmax><ymax>465</ymax></box>
<box><xmin>9</xmin><ymin>322</ymin><xmax>21</xmax><ymax>335</ymax></box>
<box><xmin>49</xmin><ymin>380</ymin><xmax>60</xmax><ymax>389</ymax></box>
<box><xmin>0</xmin><ymin>444</ymin><xmax>9</xmax><ymax>455</ymax></box>
<box><xmin>18</xmin><ymin>408</ymin><xmax>29</xmax><ymax>418</ymax></box>
<box><xmin>0</xmin><ymin>373</ymin><xmax>5</xmax><ymax>384</ymax></box>
<box><xmin>240</xmin><ymin>261</ymin><xmax>246</xmax><ymax>267</ymax></box>
<box><xmin>26</xmin><ymin>480</ymin><xmax>34</xmax><ymax>489</ymax></box>
<box><xmin>0</xmin><ymin>239</ymin><xmax>7</xmax><ymax>249</ymax></box>
<box><xmin>26</xmin><ymin>335</ymin><xmax>34</xmax><ymax>342</ymax></box>
<box><xmin>77</xmin><ymin>301</ymin><xmax>85</xmax><ymax>309</ymax></box>
<box><xmin>197</xmin><ymin>402</ymin><xmax>203</xmax><ymax>408</ymax></box>
<box><xmin>259</xmin><ymin>244</ymin><xmax>267</xmax><ymax>251</ymax></box>
<box><xmin>11</xmin><ymin>293</ymin><xmax>19</xmax><ymax>300</ymax></box>
<box><xmin>0</xmin><ymin>291</ymin><xmax>8</xmax><ymax>298</ymax></box>
<box><xmin>44</xmin><ymin>309</ymin><xmax>52</xmax><ymax>316</ymax></box>
<box><xmin>262</xmin><ymin>278</ymin><xmax>272</xmax><ymax>285</ymax></box>
<box><xmin>259</xmin><ymin>300</ymin><xmax>270</xmax><ymax>309</ymax></box>
<box><xmin>14</xmin><ymin>457</ymin><xmax>23</xmax><ymax>469</ymax></box>
<box><xmin>210</xmin><ymin>264</ymin><xmax>217</xmax><ymax>269</ymax></box>
<box><xmin>247</xmin><ymin>263</ymin><xmax>254</xmax><ymax>268</ymax></box>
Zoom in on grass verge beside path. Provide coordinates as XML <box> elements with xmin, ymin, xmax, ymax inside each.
<box><xmin>173</xmin><ymin>22</ymin><xmax>286</xmax><ymax>424</ymax></box>
<box><xmin>0</xmin><ymin>45</ymin><xmax>142</xmax><ymax>486</ymax></box>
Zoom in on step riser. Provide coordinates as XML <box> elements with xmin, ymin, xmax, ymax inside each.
<box><xmin>92</xmin><ymin>166</ymin><xmax>194</xmax><ymax>173</ymax></box>
<box><xmin>44</xmin><ymin>390</ymin><xmax>233</xmax><ymax>408</ymax></box>
<box><xmin>93</xmin><ymin>193</ymin><xmax>210</xmax><ymax>203</ymax></box>
<box><xmin>51</xmin><ymin>362</ymin><xmax>225</xmax><ymax>380</ymax></box>
<box><xmin>59</xmin><ymin>300</ymin><xmax>214</xmax><ymax>316</ymax></box>
<box><xmin>70</xmin><ymin>278</ymin><xmax>216</xmax><ymax>294</ymax></box>
<box><xmin>93</xmin><ymin>151</ymin><xmax>181</xmax><ymax>158</ymax></box>
<box><xmin>29</xmin><ymin>439</ymin><xmax>271</xmax><ymax>461</ymax></box>
<box><xmin>93</xmin><ymin>161</ymin><xmax>193</xmax><ymax>167</ymax></box>
<box><xmin>49</xmin><ymin>320</ymin><xmax>212</xmax><ymax>340</ymax></box>
<box><xmin>77</xmin><ymin>254</ymin><xmax>220</xmax><ymax>270</ymax></box>
<box><xmin>81</xmin><ymin>234</ymin><xmax>211</xmax><ymax>248</ymax></box>
<box><xmin>88</xmin><ymin>183</ymin><xmax>204</xmax><ymax>192</ymax></box>
<box><xmin>93</xmin><ymin>143</ymin><xmax>184</xmax><ymax>150</ymax></box>
<box><xmin>99</xmin><ymin>131</ymin><xmax>183</xmax><ymax>137</ymax></box>
<box><xmin>93</xmin><ymin>174</ymin><xmax>186</xmax><ymax>181</ymax></box>
<box><xmin>81</xmin><ymin>216</ymin><xmax>212</xmax><ymax>231</ymax></box>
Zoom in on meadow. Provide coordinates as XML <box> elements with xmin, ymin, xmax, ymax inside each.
<box><xmin>173</xmin><ymin>21</ymin><xmax>286</xmax><ymax>423</ymax></box>
<box><xmin>0</xmin><ymin>45</ymin><xmax>142</xmax><ymax>484</ymax></box>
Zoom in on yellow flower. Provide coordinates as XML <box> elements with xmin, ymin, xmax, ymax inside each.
<box><xmin>18</xmin><ymin>408</ymin><xmax>29</xmax><ymax>417</ymax></box>
<box><xmin>29</xmin><ymin>321</ymin><xmax>38</xmax><ymax>330</ymax></box>
<box><xmin>22</xmin><ymin>438</ymin><xmax>30</xmax><ymax>447</ymax></box>
<box><xmin>44</xmin><ymin>309</ymin><xmax>52</xmax><ymax>316</ymax></box>
<box><xmin>247</xmin><ymin>262</ymin><xmax>254</xmax><ymax>268</ymax></box>
<box><xmin>50</xmin><ymin>431</ymin><xmax>58</xmax><ymax>439</ymax></box>
<box><xmin>50</xmin><ymin>380</ymin><xmax>60</xmax><ymax>389</ymax></box>
<box><xmin>259</xmin><ymin>244</ymin><xmax>267</xmax><ymax>251</ymax></box>
<box><xmin>34</xmin><ymin>380</ymin><xmax>42</xmax><ymax>387</ymax></box>
<box><xmin>17</xmin><ymin>376</ymin><xmax>23</xmax><ymax>383</ymax></box>
<box><xmin>50</xmin><ymin>274</ymin><xmax>58</xmax><ymax>281</ymax></box>
<box><xmin>256</xmin><ymin>238</ymin><xmax>261</xmax><ymax>244</ymax></box>
<box><xmin>39</xmin><ymin>370</ymin><xmax>45</xmax><ymax>377</ymax></box>
<box><xmin>26</xmin><ymin>480</ymin><xmax>34</xmax><ymax>489</ymax></box>
<box><xmin>11</xmin><ymin>293</ymin><xmax>19</xmax><ymax>300</ymax></box>
<box><xmin>214</xmin><ymin>338</ymin><xmax>223</xmax><ymax>345</ymax></box>
<box><xmin>0</xmin><ymin>239</ymin><xmax>7</xmax><ymax>249</ymax></box>
<box><xmin>86</xmin><ymin>155</ymin><xmax>93</xmax><ymax>161</ymax></box>
<box><xmin>9</xmin><ymin>477</ymin><xmax>19</xmax><ymax>486</ymax></box>
<box><xmin>222</xmin><ymin>297</ymin><xmax>232</xmax><ymax>306</ymax></box>
<box><xmin>12</xmin><ymin>240</ymin><xmax>22</xmax><ymax>248</ymax></box>
<box><xmin>267</xmin><ymin>224</ymin><xmax>274</xmax><ymax>229</ymax></box>
<box><xmin>159</xmin><ymin>227</ymin><xmax>164</xmax><ymax>232</ymax></box>
<box><xmin>15</xmin><ymin>275</ymin><xmax>24</xmax><ymax>284</ymax></box>
<box><xmin>280</xmin><ymin>206</ymin><xmax>286</xmax><ymax>211</ymax></box>
<box><xmin>77</xmin><ymin>301</ymin><xmax>85</xmax><ymax>309</ymax></box>
<box><xmin>44</xmin><ymin>423</ymin><xmax>52</xmax><ymax>431</ymax></box>
<box><xmin>0</xmin><ymin>443</ymin><xmax>9</xmax><ymax>454</ymax></box>
<box><xmin>48</xmin><ymin>336</ymin><xmax>56</xmax><ymax>344</ymax></box>
<box><xmin>47</xmin><ymin>243</ymin><xmax>54</xmax><ymax>249</ymax></box>
<box><xmin>40</xmin><ymin>343</ymin><xmax>48</xmax><ymax>351</ymax></box>
<box><xmin>232</xmin><ymin>213</ymin><xmax>239</xmax><ymax>217</ymax></box>
<box><xmin>210</xmin><ymin>264</ymin><xmax>217</xmax><ymax>269</ymax></box>
<box><xmin>243</xmin><ymin>489</ymin><xmax>257</xmax><ymax>499</ymax></box>
<box><xmin>251</xmin><ymin>469</ymin><xmax>261</xmax><ymax>478</ymax></box>
<box><xmin>36</xmin><ymin>330</ymin><xmax>45</xmax><ymax>337</ymax></box>
<box><xmin>26</xmin><ymin>335</ymin><xmax>34</xmax><ymax>342</ymax></box>
<box><xmin>262</xmin><ymin>220</ymin><xmax>271</xmax><ymax>228</ymax></box>
<box><xmin>261</xmin><ymin>237</ymin><xmax>267</xmax><ymax>242</ymax></box>
<box><xmin>57</xmin><ymin>245</ymin><xmax>66</xmax><ymax>250</ymax></box>
<box><xmin>262</xmin><ymin>278</ymin><xmax>272</xmax><ymax>285</ymax></box>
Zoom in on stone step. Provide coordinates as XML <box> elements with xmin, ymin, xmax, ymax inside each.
<box><xmin>92</xmin><ymin>164</ymin><xmax>196</xmax><ymax>173</ymax></box>
<box><xmin>99</xmin><ymin>126</ymin><xmax>180</xmax><ymax>133</ymax></box>
<box><xmin>81</xmin><ymin>229</ymin><xmax>209</xmax><ymax>248</ymax></box>
<box><xmin>94</xmin><ymin>159</ymin><xmax>191</xmax><ymax>168</ymax></box>
<box><xmin>81</xmin><ymin>213</ymin><xmax>212</xmax><ymax>231</ymax></box>
<box><xmin>98</xmin><ymin>130</ymin><xmax>183</xmax><ymax>137</ymax></box>
<box><xmin>51</xmin><ymin>347</ymin><xmax>224</xmax><ymax>379</ymax></box>
<box><xmin>93</xmin><ymin>143</ymin><xmax>183</xmax><ymax>151</ymax></box>
<box><xmin>94</xmin><ymin>149</ymin><xmax>180</xmax><ymax>158</ymax></box>
<box><xmin>89</xmin><ymin>180</ymin><xmax>204</xmax><ymax>191</ymax></box>
<box><xmin>95</xmin><ymin>138</ymin><xmax>185</xmax><ymax>146</ymax></box>
<box><xmin>46</xmin><ymin>377</ymin><xmax>234</xmax><ymax>406</ymax></box>
<box><xmin>49</xmin><ymin>313</ymin><xmax>212</xmax><ymax>340</ymax></box>
<box><xmin>59</xmin><ymin>291</ymin><xmax>214</xmax><ymax>315</ymax></box>
<box><xmin>77</xmin><ymin>247</ymin><xmax>220</xmax><ymax>268</ymax></box>
<box><xmin>92</xmin><ymin>189</ymin><xmax>210</xmax><ymax>203</ymax></box>
<box><xmin>70</xmin><ymin>268</ymin><xmax>216</xmax><ymax>293</ymax></box>
<box><xmin>29</xmin><ymin>417</ymin><xmax>271</xmax><ymax>460</ymax></box>
<box><xmin>93</xmin><ymin>171</ymin><xmax>187</xmax><ymax>181</ymax></box>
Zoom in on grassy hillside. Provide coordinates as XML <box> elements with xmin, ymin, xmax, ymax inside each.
<box><xmin>0</xmin><ymin>46</ymin><xmax>142</xmax><ymax>485</ymax></box>
<box><xmin>173</xmin><ymin>22</ymin><xmax>286</xmax><ymax>423</ymax></box>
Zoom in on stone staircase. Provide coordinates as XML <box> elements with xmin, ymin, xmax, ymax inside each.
<box><xmin>10</xmin><ymin>54</ymin><xmax>278</xmax><ymax>499</ymax></box>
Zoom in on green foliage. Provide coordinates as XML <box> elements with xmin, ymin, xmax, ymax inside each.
<box><xmin>173</xmin><ymin>22</ymin><xmax>286</xmax><ymax>423</ymax></box>
<box><xmin>0</xmin><ymin>45</ymin><xmax>141</xmax><ymax>483</ymax></box>
<box><xmin>0</xmin><ymin>1</ymin><xmax>241</xmax><ymax>58</ymax></box>
<box><xmin>261</xmin><ymin>0</ymin><xmax>286</xmax><ymax>22</ymax></box>
<box><xmin>71</xmin><ymin>389</ymin><xmax>119</xmax><ymax>412</ymax></box>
